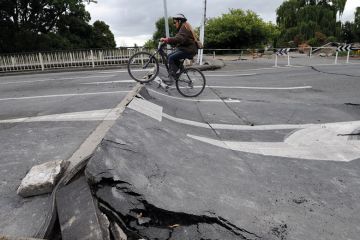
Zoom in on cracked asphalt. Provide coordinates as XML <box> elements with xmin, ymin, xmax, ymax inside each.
<box><xmin>85</xmin><ymin>62</ymin><xmax>360</xmax><ymax>239</ymax></box>
<box><xmin>1</xmin><ymin>58</ymin><xmax>360</xmax><ymax>239</ymax></box>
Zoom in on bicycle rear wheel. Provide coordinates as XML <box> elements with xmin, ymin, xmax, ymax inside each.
<box><xmin>127</xmin><ymin>52</ymin><xmax>159</xmax><ymax>83</ymax></box>
<box><xmin>176</xmin><ymin>67</ymin><xmax>206</xmax><ymax>97</ymax></box>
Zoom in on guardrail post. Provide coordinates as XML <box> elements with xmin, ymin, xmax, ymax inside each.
<box><xmin>286</xmin><ymin>53</ymin><xmax>291</xmax><ymax>66</ymax></box>
<box><xmin>70</xmin><ymin>52</ymin><xmax>73</xmax><ymax>66</ymax></box>
<box><xmin>309</xmin><ymin>47</ymin><xmax>312</xmax><ymax>58</ymax></box>
<box><xmin>335</xmin><ymin>51</ymin><xmax>338</xmax><ymax>65</ymax></box>
<box><xmin>38</xmin><ymin>53</ymin><xmax>44</xmax><ymax>71</ymax></box>
<box><xmin>213</xmin><ymin>51</ymin><xmax>215</xmax><ymax>59</ymax></box>
<box><xmin>346</xmin><ymin>50</ymin><xmax>350</xmax><ymax>64</ymax></box>
<box><xmin>90</xmin><ymin>50</ymin><xmax>95</xmax><ymax>68</ymax></box>
<box><xmin>11</xmin><ymin>56</ymin><xmax>15</xmax><ymax>68</ymax></box>
<box><xmin>274</xmin><ymin>54</ymin><xmax>278</xmax><ymax>67</ymax></box>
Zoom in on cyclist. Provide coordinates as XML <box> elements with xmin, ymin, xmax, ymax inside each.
<box><xmin>160</xmin><ymin>13</ymin><xmax>198</xmax><ymax>85</ymax></box>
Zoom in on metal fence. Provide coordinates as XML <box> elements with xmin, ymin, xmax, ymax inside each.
<box><xmin>205</xmin><ymin>46</ymin><xmax>359</xmax><ymax>67</ymax></box>
<box><xmin>1</xmin><ymin>46</ymin><xmax>359</xmax><ymax>73</ymax></box>
<box><xmin>0</xmin><ymin>48</ymin><xmax>144</xmax><ymax>73</ymax></box>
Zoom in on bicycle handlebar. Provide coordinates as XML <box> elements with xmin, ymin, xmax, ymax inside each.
<box><xmin>158</xmin><ymin>42</ymin><xmax>167</xmax><ymax>50</ymax></box>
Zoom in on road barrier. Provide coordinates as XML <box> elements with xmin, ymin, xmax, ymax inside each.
<box><xmin>274</xmin><ymin>48</ymin><xmax>291</xmax><ymax>67</ymax></box>
<box><xmin>1</xmin><ymin>45</ymin><xmax>359</xmax><ymax>73</ymax></box>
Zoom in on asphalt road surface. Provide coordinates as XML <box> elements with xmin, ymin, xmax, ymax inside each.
<box><xmin>1</xmin><ymin>60</ymin><xmax>360</xmax><ymax>239</ymax></box>
<box><xmin>0</xmin><ymin>69</ymin><xmax>136</xmax><ymax>237</ymax></box>
<box><xmin>88</xmin><ymin>62</ymin><xmax>360</xmax><ymax>239</ymax></box>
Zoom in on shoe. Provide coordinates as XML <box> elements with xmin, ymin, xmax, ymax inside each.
<box><xmin>162</xmin><ymin>79</ymin><xmax>174</xmax><ymax>86</ymax></box>
<box><xmin>163</xmin><ymin>74</ymin><xmax>176</xmax><ymax>85</ymax></box>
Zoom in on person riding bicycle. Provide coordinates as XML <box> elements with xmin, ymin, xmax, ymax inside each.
<box><xmin>160</xmin><ymin>13</ymin><xmax>198</xmax><ymax>85</ymax></box>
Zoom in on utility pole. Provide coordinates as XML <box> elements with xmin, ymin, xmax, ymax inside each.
<box><xmin>198</xmin><ymin>0</ymin><xmax>207</xmax><ymax>65</ymax></box>
<box><xmin>163</xmin><ymin>0</ymin><xmax>170</xmax><ymax>39</ymax></box>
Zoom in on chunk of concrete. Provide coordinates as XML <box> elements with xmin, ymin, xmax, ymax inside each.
<box><xmin>17</xmin><ymin>160</ymin><xmax>66</xmax><ymax>198</ymax></box>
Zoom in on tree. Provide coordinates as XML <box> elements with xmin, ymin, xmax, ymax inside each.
<box><xmin>354</xmin><ymin>7</ymin><xmax>360</xmax><ymax>42</ymax></box>
<box><xmin>341</xmin><ymin>21</ymin><xmax>355</xmax><ymax>43</ymax></box>
<box><xmin>91</xmin><ymin>21</ymin><xmax>116</xmax><ymax>48</ymax></box>
<box><xmin>0</xmin><ymin>0</ymin><xmax>116</xmax><ymax>53</ymax></box>
<box><xmin>145</xmin><ymin>17</ymin><xmax>177</xmax><ymax>49</ymax></box>
<box><xmin>276</xmin><ymin>0</ymin><xmax>346</xmax><ymax>46</ymax></box>
<box><xmin>204</xmin><ymin>9</ymin><xmax>279</xmax><ymax>49</ymax></box>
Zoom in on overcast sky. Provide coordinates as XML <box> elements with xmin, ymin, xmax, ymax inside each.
<box><xmin>86</xmin><ymin>0</ymin><xmax>360</xmax><ymax>47</ymax></box>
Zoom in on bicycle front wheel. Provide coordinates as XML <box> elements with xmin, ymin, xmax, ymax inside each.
<box><xmin>127</xmin><ymin>52</ymin><xmax>159</xmax><ymax>83</ymax></box>
<box><xmin>176</xmin><ymin>67</ymin><xmax>206</xmax><ymax>97</ymax></box>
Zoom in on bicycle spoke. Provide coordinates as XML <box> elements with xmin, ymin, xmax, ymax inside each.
<box><xmin>127</xmin><ymin>52</ymin><xmax>159</xmax><ymax>83</ymax></box>
<box><xmin>176</xmin><ymin>68</ymin><xmax>206</xmax><ymax>97</ymax></box>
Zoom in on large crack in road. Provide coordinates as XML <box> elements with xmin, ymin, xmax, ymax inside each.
<box><xmin>90</xmin><ymin>177</ymin><xmax>261</xmax><ymax>240</ymax></box>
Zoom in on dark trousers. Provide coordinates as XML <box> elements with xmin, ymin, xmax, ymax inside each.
<box><xmin>168</xmin><ymin>50</ymin><xmax>193</xmax><ymax>75</ymax></box>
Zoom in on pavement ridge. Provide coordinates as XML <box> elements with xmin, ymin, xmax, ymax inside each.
<box><xmin>33</xmin><ymin>83</ymin><xmax>143</xmax><ymax>239</ymax></box>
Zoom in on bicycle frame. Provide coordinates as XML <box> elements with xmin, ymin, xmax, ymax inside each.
<box><xmin>127</xmin><ymin>43</ymin><xmax>206</xmax><ymax>97</ymax></box>
<box><xmin>146</xmin><ymin>43</ymin><xmax>170</xmax><ymax>72</ymax></box>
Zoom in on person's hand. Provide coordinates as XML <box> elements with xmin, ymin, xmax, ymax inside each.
<box><xmin>160</xmin><ymin>38</ymin><xmax>169</xmax><ymax>43</ymax></box>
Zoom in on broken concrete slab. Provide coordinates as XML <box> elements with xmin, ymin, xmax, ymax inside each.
<box><xmin>85</xmin><ymin>109</ymin><xmax>261</xmax><ymax>240</ymax></box>
<box><xmin>56</xmin><ymin>175</ymin><xmax>110</xmax><ymax>240</ymax></box>
<box><xmin>85</xmin><ymin>102</ymin><xmax>360</xmax><ymax>240</ymax></box>
<box><xmin>17</xmin><ymin>160</ymin><xmax>67</xmax><ymax>198</ymax></box>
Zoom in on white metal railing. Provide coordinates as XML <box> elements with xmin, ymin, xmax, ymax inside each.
<box><xmin>206</xmin><ymin>46</ymin><xmax>359</xmax><ymax>67</ymax></box>
<box><xmin>0</xmin><ymin>48</ymin><xmax>144</xmax><ymax>73</ymax></box>
<box><xmin>1</xmin><ymin>46</ymin><xmax>359</xmax><ymax>73</ymax></box>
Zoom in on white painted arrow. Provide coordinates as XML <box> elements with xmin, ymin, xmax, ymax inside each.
<box><xmin>188</xmin><ymin>121</ymin><xmax>360</xmax><ymax>162</ymax></box>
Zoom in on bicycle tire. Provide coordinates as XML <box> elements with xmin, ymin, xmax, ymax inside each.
<box><xmin>127</xmin><ymin>52</ymin><xmax>159</xmax><ymax>83</ymax></box>
<box><xmin>176</xmin><ymin>67</ymin><xmax>206</xmax><ymax>97</ymax></box>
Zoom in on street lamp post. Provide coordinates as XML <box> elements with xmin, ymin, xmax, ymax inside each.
<box><xmin>198</xmin><ymin>0</ymin><xmax>207</xmax><ymax>65</ymax></box>
<box><xmin>163</xmin><ymin>0</ymin><xmax>170</xmax><ymax>39</ymax></box>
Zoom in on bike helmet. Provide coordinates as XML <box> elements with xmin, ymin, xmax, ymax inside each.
<box><xmin>173</xmin><ymin>13</ymin><xmax>187</xmax><ymax>22</ymax></box>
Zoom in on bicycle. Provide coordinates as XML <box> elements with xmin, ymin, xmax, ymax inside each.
<box><xmin>127</xmin><ymin>42</ymin><xmax>206</xmax><ymax>97</ymax></box>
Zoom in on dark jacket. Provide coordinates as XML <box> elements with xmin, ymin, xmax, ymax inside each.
<box><xmin>167</xmin><ymin>24</ymin><xmax>198</xmax><ymax>57</ymax></box>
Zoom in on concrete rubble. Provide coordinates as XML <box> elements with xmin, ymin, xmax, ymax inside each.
<box><xmin>17</xmin><ymin>160</ymin><xmax>67</xmax><ymax>198</ymax></box>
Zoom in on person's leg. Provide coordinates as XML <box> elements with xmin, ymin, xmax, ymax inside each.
<box><xmin>166</xmin><ymin>50</ymin><xmax>193</xmax><ymax>85</ymax></box>
<box><xmin>168</xmin><ymin>50</ymin><xmax>184</xmax><ymax>76</ymax></box>
<box><xmin>168</xmin><ymin>50</ymin><xmax>193</xmax><ymax>73</ymax></box>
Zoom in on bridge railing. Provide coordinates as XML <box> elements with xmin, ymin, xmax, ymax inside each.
<box><xmin>0</xmin><ymin>48</ymin><xmax>144</xmax><ymax>73</ymax></box>
<box><xmin>1</xmin><ymin>45</ymin><xmax>358</xmax><ymax>73</ymax></box>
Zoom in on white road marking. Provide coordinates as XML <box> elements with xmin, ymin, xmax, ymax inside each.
<box><xmin>2</xmin><ymin>103</ymin><xmax>359</xmax><ymax>162</ymax></box>
<box><xmin>0</xmin><ymin>75</ymin><xmax>117</xmax><ymax>85</ymax></box>
<box><xmin>0</xmin><ymin>90</ymin><xmax>130</xmax><ymax>101</ymax></box>
<box><xmin>147</xmin><ymin>88</ymin><xmax>240</xmax><ymax>103</ymax></box>
<box><xmin>207</xmin><ymin>85</ymin><xmax>312</xmax><ymax>90</ymax></box>
<box><xmin>188</xmin><ymin>121</ymin><xmax>360</xmax><ymax>162</ymax></box>
<box><xmin>96</xmin><ymin>70</ymin><xmax>128</xmax><ymax>74</ymax></box>
<box><xmin>110</xmin><ymin>99</ymin><xmax>360</xmax><ymax>162</ymax></box>
<box><xmin>80</xmin><ymin>80</ymin><xmax>134</xmax><ymax>85</ymax></box>
<box><xmin>162</xmin><ymin>113</ymin><xmax>211</xmax><ymax>128</ymax></box>
<box><xmin>0</xmin><ymin>109</ymin><xmax>117</xmax><ymax>123</ymax></box>
<box><xmin>128</xmin><ymin>97</ymin><xmax>163</xmax><ymax>121</ymax></box>
<box><xmin>211</xmin><ymin>66</ymin><xmax>305</xmax><ymax>73</ymax></box>
<box><xmin>160</xmin><ymin>111</ymin><xmax>313</xmax><ymax>130</ymax></box>
<box><xmin>205</xmin><ymin>73</ymin><xmax>257</xmax><ymax>77</ymax></box>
